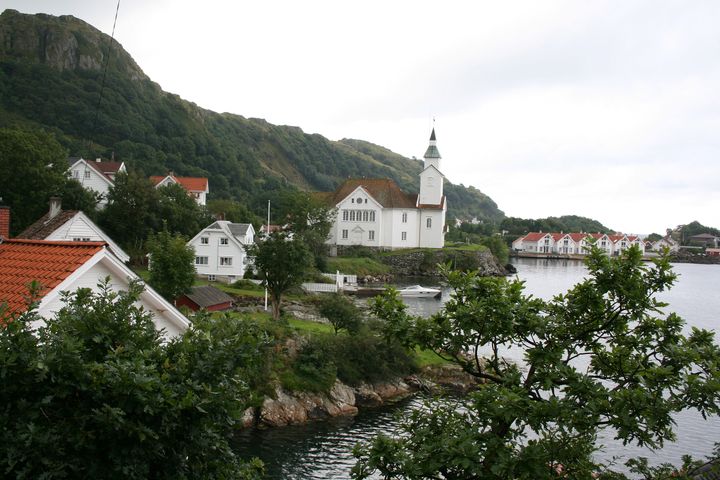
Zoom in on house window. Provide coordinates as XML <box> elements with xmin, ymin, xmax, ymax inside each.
<box><xmin>342</xmin><ymin>229</ymin><xmax>348</xmax><ymax>239</ymax></box>
<box><xmin>200</xmin><ymin>237</ymin><xmax>209</xmax><ymax>245</ymax></box>
<box><xmin>426</xmin><ymin>218</ymin><xmax>432</xmax><ymax>229</ymax></box>
<box><xmin>73</xmin><ymin>170</ymin><xmax>79</xmax><ymax>179</ymax></box>
<box><xmin>208</xmin><ymin>274</ymin><xmax>216</xmax><ymax>282</ymax></box>
<box><xmin>401</xmin><ymin>231</ymin><xmax>407</xmax><ymax>241</ymax></box>
<box><xmin>220</xmin><ymin>238</ymin><xmax>229</xmax><ymax>245</ymax></box>
<box><xmin>72</xmin><ymin>237</ymin><xmax>92</xmax><ymax>242</ymax></box>
<box><xmin>219</xmin><ymin>256</ymin><xmax>233</xmax><ymax>266</ymax></box>
<box><xmin>402</xmin><ymin>212</ymin><xmax>408</xmax><ymax>223</ymax></box>
<box><xmin>368</xmin><ymin>230</ymin><xmax>375</xmax><ymax>240</ymax></box>
<box><xmin>195</xmin><ymin>256</ymin><xmax>208</xmax><ymax>265</ymax></box>
<box><xmin>84</xmin><ymin>170</ymin><xmax>91</xmax><ymax>179</ymax></box>
<box><xmin>342</xmin><ymin>210</ymin><xmax>349</xmax><ymax>221</ymax></box>
<box><xmin>369</xmin><ymin>211</ymin><xmax>375</xmax><ymax>222</ymax></box>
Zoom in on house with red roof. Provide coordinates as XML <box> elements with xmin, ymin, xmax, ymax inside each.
<box><xmin>150</xmin><ymin>174</ymin><xmax>209</xmax><ymax>206</ymax></box>
<box><xmin>320</xmin><ymin>129</ymin><xmax>447</xmax><ymax>249</ymax></box>
<box><xmin>0</xmin><ymin>238</ymin><xmax>189</xmax><ymax>338</ymax></box>
<box><xmin>512</xmin><ymin>231</ymin><xmax>645</xmax><ymax>257</ymax></box>
<box><xmin>67</xmin><ymin>157</ymin><xmax>126</xmax><ymax>207</ymax></box>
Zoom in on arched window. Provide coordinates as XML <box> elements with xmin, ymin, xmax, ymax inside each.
<box><xmin>426</xmin><ymin>217</ymin><xmax>432</xmax><ymax>228</ymax></box>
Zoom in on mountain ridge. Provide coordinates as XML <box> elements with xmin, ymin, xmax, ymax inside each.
<box><xmin>0</xmin><ymin>9</ymin><xmax>504</xmax><ymax>222</ymax></box>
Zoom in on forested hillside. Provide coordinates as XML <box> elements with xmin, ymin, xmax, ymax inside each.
<box><xmin>0</xmin><ymin>9</ymin><xmax>503</xmax><ymax>222</ymax></box>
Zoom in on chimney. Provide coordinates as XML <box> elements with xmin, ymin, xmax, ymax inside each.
<box><xmin>49</xmin><ymin>197</ymin><xmax>62</xmax><ymax>219</ymax></box>
<box><xmin>96</xmin><ymin>158</ymin><xmax>102</xmax><ymax>163</ymax></box>
<box><xmin>0</xmin><ymin>205</ymin><xmax>10</xmax><ymax>239</ymax></box>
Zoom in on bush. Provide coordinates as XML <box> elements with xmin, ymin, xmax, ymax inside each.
<box><xmin>280</xmin><ymin>336</ymin><xmax>337</xmax><ymax>393</ymax></box>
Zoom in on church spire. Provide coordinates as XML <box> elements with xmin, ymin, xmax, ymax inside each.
<box><xmin>423</xmin><ymin>127</ymin><xmax>441</xmax><ymax>170</ymax></box>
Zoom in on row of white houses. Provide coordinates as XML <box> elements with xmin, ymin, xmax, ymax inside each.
<box><xmin>512</xmin><ymin>232</ymin><xmax>646</xmax><ymax>256</ymax></box>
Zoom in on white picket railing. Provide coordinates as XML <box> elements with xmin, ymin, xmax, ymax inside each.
<box><xmin>302</xmin><ymin>282</ymin><xmax>338</xmax><ymax>293</ymax></box>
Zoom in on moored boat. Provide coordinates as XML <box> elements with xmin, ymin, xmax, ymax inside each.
<box><xmin>397</xmin><ymin>285</ymin><xmax>442</xmax><ymax>298</ymax></box>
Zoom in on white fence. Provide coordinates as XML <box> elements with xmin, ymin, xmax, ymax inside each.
<box><xmin>322</xmin><ymin>272</ymin><xmax>358</xmax><ymax>285</ymax></box>
<box><xmin>302</xmin><ymin>282</ymin><xmax>339</xmax><ymax>293</ymax></box>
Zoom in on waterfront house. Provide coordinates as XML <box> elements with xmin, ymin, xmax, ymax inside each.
<box><xmin>513</xmin><ymin>232</ymin><xmax>645</xmax><ymax>256</ymax></box>
<box><xmin>67</xmin><ymin>157</ymin><xmax>126</xmax><ymax>207</ymax></box>
<box><xmin>150</xmin><ymin>174</ymin><xmax>209</xmax><ymax>206</ymax></box>
<box><xmin>320</xmin><ymin>129</ymin><xmax>447</xmax><ymax>249</ymax></box>
<box><xmin>187</xmin><ymin>221</ymin><xmax>255</xmax><ymax>282</ymax></box>
<box><xmin>651</xmin><ymin>236</ymin><xmax>680</xmax><ymax>252</ymax></box>
<box><xmin>17</xmin><ymin>197</ymin><xmax>129</xmax><ymax>263</ymax></box>
<box><xmin>688</xmin><ymin>233</ymin><xmax>720</xmax><ymax>248</ymax></box>
<box><xmin>0</xmin><ymin>238</ymin><xmax>188</xmax><ymax>338</ymax></box>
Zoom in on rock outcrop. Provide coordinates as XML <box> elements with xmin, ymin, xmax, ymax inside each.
<box><xmin>381</xmin><ymin>248</ymin><xmax>506</xmax><ymax>277</ymax></box>
<box><xmin>247</xmin><ymin>378</ymin><xmax>413</xmax><ymax>428</ymax></box>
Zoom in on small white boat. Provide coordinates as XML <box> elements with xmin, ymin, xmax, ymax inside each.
<box><xmin>397</xmin><ymin>285</ymin><xmax>442</xmax><ymax>298</ymax></box>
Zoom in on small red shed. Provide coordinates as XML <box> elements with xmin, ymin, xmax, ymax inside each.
<box><xmin>177</xmin><ymin>285</ymin><xmax>234</xmax><ymax>312</ymax></box>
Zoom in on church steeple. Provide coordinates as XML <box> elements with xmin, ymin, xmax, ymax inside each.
<box><xmin>423</xmin><ymin>128</ymin><xmax>441</xmax><ymax>171</ymax></box>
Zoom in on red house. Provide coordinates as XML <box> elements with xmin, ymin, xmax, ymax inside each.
<box><xmin>176</xmin><ymin>285</ymin><xmax>234</xmax><ymax>312</ymax></box>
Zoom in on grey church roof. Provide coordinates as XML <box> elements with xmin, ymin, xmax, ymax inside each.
<box><xmin>424</xmin><ymin>145</ymin><xmax>441</xmax><ymax>159</ymax></box>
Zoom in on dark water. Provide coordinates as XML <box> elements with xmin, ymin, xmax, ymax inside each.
<box><xmin>235</xmin><ymin>259</ymin><xmax>720</xmax><ymax>478</ymax></box>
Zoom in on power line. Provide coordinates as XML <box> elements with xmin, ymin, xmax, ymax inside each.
<box><xmin>91</xmin><ymin>0</ymin><xmax>121</xmax><ymax>142</ymax></box>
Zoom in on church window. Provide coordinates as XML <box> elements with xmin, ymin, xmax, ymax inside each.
<box><xmin>426</xmin><ymin>218</ymin><xmax>432</xmax><ymax>228</ymax></box>
<box><xmin>363</xmin><ymin>211</ymin><xmax>369</xmax><ymax>222</ymax></box>
<box><xmin>368</xmin><ymin>230</ymin><xmax>375</xmax><ymax>240</ymax></box>
<box><xmin>356</xmin><ymin>197</ymin><xmax>363</xmax><ymax>203</ymax></box>
<box><xmin>402</xmin><ymin>212</ymin><xmax>408</xmax><ymax>223</ymax></box>
<box><xmin>370</xmin><ymin>211</ymin><xmax>375</xmax><ymax>222</ymax></box>
<box><xmin>342</xmin><ymin>229</ymin><xmax>348</xmax><ymax>239</ymax></box>
<box><xmin>342</xmin><ymin>210</ymin><xmax>349</xmax><ymax>221</ymax></box>
<box><xmin>401</xmin><ymin>232</ymin><xmax>407</xmax><ymax>241</ymax></box>
<box><xmin>350</xmin><ymin>211</ymin><xmax>356</xmax><ymax>221</ymax></box>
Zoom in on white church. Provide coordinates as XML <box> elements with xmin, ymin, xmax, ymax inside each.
<box><xmin>324</xmin><ymin>129</ymin><xmax>447</xmax><ymax>249</ymax></box>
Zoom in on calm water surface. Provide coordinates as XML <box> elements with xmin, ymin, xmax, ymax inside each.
<box><xmin>235</xmin><ymin>259</ymin><xmax>720</xmax><ymax>478</ymax></box>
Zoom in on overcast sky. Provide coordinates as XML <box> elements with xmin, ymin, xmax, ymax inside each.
<box><xmin>6</xmin><ymin>1</ymin><xmax>720</xmax><ymax>233</ymax></box>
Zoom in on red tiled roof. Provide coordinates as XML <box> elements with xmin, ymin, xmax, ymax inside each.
<box><xmin>17</xmin><ymin>210</ymin><xmax>78</xmax><ymax>239</ymax></box>
<box><xmin>522</xmin><ymin>232</ymin><xmax>550</xmax><ymax>242</ymax></box>
<box><xmin>326</xmin><ymin>179</ymin><xmax>418</xmax><ymax>209</ymax></box>
<box><xmin>0</xmin><ymin>239</ymin><xmax>105</xmax><ymax>316</ymax></box>
<box><xmin>150</xmin><ymin>175</ymin><xmax>208</xmax><ymax>192</ymax></box>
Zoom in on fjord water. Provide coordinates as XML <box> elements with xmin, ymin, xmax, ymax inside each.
<box><xmin>234</xmin><ymin>258</ymin><xmax>720</xmax><ymax>479</ymax></box>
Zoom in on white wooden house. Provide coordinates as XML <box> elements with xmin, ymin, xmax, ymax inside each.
<box><xmin>322</xmin><ymin>129</ymin><xmax>446</xmax><ymax>249</ymax></box>
<box><xmin>513</xmin><ymin>232</ymin><xmax>645</xmax><ymax>256</ymax></box>
<box><xmin>67</xmin><ymin>158</ymin><xmax>126</xmax><ymax>207</ymax></box>
<box><xmin>187</xmin><ymin>221</ymin><xmax>255</xmax><ymax>283</ymax></box>
<box><xmin>0</xmin><ymin>239</ymin><xmax>188</xmax><ymax>338</ymax></box>
<box><xmin>17</xmin><ymin>197</ymin><xmax>130</xmax><ymax>263</ymax></box>
<box><xmin>150</xmin><ymin>174</ymin><xmax>209</xmax><ymax>206</ymax></box>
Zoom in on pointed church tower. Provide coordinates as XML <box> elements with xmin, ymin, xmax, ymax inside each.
<box><xmin>418</xmin><ymin>128</ymin><xmax>444</xmax><ymax>206</ymax></box>
<box><xmin>423</xmin><ymin>128</ymin><xmax>441</xmax><ymax>171</ymax></box>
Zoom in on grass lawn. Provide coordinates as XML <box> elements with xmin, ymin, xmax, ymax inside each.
<box><xmin>413</xmin><ymin>347</ymin><xmax>451</xmax><ymax>367</ymax></box>
<box><xmin>326</xmin><ymin>257</ymin><xmax>390</xmax><ymax>276</ymax></box>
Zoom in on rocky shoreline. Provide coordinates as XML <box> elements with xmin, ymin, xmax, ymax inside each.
<box><xmin>241</xmin><ymin>365</ymin><xmax>480</xmax><ymax>429</ymax></box>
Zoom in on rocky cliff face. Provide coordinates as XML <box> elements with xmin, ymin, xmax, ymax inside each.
<box><xmin>0</xmin><ymin>9</ymin><xmax>146</xmax><ymax>80</ymax></box>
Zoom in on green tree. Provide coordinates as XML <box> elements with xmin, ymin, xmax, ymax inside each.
<box><xmin>147</xmin><ymin>226</ymin><xmax>196</xmax><ymax>302</ymax></box>
<box><xmin>0</xmin><ymin>127</ymin><xmax>68</xmax><ymax>234</ymax></box>
<box><xmin>353</xmin><ymin>247</ymin><xmax>720</xmax><ymax>479</ymax></box>
<box><xmin>207</xmin><ymin>198</ymin><xmax>263</xmax><ymax>227</ymax></box>
<box><xmin>157</xmin><ymin>182</ymin><xmax>213</xmax><ymax>238</ymax></box>
<box><xmin>318</xmin><ymin>293</ymin><xmax>361</xmax><ymax>335</ymax></box>
<box><xmin>99</xmin><ymin>171</ymin><xmax>160</xmax><ymax>258</ymax></box>
<box><xmin>285</xmin><ymin>192</ymin><xmax>336</xmax><ymax>272</ymax></box>
<box><xmin>246</xmin><ymin>232</ymin><xmax>313</xmax><ymax>321</ymax></box>
<box><xmin>0</xmin><ymin>282</ymin><xmax>266</xmax><ymax>479</ymax></box>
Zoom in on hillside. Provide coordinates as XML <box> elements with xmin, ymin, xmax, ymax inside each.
<box><xmin>0</xmin><ymin>9</ymin><xmax>504</xmax><ymax>222</ymax></box>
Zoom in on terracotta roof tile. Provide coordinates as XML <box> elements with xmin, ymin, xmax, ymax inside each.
<box><xmin>0</xmin><ymin>239</ymin><xmax>105</xmax><ymax>316</ymax></box>
<box><xmin>150</xmin><ymin>175</ymin><xmax>208</xmax><ymax>192</ymax></box>
<box><xmin>17</xmin><ymin>211</ymin><xmax>78</xmax><ymax>240</ymax></box>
